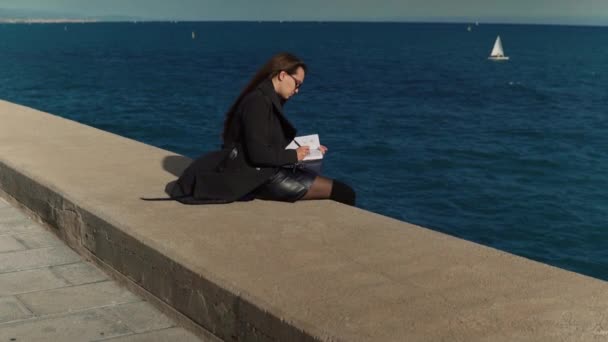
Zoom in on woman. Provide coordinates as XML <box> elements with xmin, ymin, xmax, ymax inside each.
<box><xmin>172</xmin><ymin>52</ymin><xmax>355</xmax><ymax>206</ymax></box>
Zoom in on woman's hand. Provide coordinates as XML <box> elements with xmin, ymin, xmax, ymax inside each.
<box><xmin>319</xmin><ymin>145</ymin><xmax>328</xmax><ymax>155</ymax></box>
<box><xmin>296</xmin><ymin>146</ymin><xmax>310</xmax><ymax>161</ymax></box>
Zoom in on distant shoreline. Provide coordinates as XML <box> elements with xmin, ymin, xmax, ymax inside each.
<box><xmin>0</xmin><ymin>19</ymin><xmax>99</xmax><ymax>24</ymax></box>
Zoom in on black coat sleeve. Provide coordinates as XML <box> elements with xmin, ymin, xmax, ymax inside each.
<box><xmin>241</xmin><ymin>94</ymin><xmax>298</xmax><ymax>167</ymax></box>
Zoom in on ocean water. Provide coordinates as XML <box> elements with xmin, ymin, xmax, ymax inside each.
<box><xmin>1</xmin><ymin>22</ymin><xmax>607</xmax><ymax>280</ymax></box>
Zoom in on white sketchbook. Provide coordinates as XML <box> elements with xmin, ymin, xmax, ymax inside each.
<box><xmin>285</xmin><ymin>134</ymin><xmax>323</xmax><ymax>161</ymax></box>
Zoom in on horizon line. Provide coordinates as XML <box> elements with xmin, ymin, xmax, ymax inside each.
<box><xmin>1</xmin><ymin>19</ymin><xmax>607</xmax><ymax>28</ymax></box>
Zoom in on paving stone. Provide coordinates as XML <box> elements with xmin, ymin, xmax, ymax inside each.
<box><xmin>51</xmin><ymin>262</ymin><xmax>109</xmax><ymax>285</ymax></box>
<box><xmin>0</xmin><ymin>235</ymin><xmax>26</xmax><ymax>253</ymax></box>
<box><xmin>99</xmin><ymin>327</ymin><xmax>205</xmax><ymax>342</ymax></box>
<box><xmin>0</xmin><ymin>218</ymin><xmax>39</xmax><ymax>235</ymax></box>
<box><xmin>0</xmin><ymin>202</ymin><xmax>204</xmax><ymax>341</ymax></box>
<box><xmin>13</xmin><ymin>229</ymin><xmax>64</xmax><ymax>249</ymax></box>
<box><xmin>17</xmin><ymin>281</ymin><xmax>141</xmax><ymax>315</ymax></box>
<box><xmin>0</xmin><ymin>268</ymin><xmax>69</xmax><ymax>296</ymax></box>
<box><xmin>0</xmin><ymin>246</ymin><xmax>81</xmax><ymax>274</ymax></box>
<box><xmin>0</xmin><ymin>206</ymin><xmax>29</xmax><ymax>223</ymax></box>
<box><xmin>0</xmin><ymin>296</ymin><xmax>32</xmax><ymax>323</ymax></box>
<box><xmin>104</xmin><ymin>301</ymin><xmax>174</xmax><ymax>333</ymax></box>
<box><xmin>0</xmin><ymin>308</ymin><xmax>131</xmax><ymax>342</ymax></box>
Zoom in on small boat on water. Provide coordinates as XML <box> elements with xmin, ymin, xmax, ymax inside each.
<box><xmin>488</xmin><ymin>35</ymin><xmax>509</xmax><ymax>61</ymax></box>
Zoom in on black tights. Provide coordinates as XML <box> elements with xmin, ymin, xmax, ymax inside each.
<box><xmin>301</xmin><ymin>176</ymin><xmax>356</xmax><ymax>206</ymax></box>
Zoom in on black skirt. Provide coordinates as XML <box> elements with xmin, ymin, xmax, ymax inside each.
<box><xmin>253</xmin><ymin>167</ymin><xmax>316</xmax><ymax>202</ymax></box>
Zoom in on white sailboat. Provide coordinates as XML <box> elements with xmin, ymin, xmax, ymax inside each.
<box><xmin>488</xmin><ymin>35</ymin><xmax>509</xmax><ymax>61</ymax></box>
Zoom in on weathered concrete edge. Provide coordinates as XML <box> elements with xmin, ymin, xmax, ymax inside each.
<box><xmin>0</xmin><ymin>159</ymin><xmax>325</xmax><ymax>342</ymax></box>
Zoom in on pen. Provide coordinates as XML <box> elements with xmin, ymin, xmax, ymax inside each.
<box><xmin>292</xmin><ymin>140</ymin><xmax>303</xmax><ymax>169</ymax></box>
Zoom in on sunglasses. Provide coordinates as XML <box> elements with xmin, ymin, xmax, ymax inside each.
<box><xmin>285</xmin><ymin>73</ymin><xmax>303</xmax><ymax>90</ymax></box>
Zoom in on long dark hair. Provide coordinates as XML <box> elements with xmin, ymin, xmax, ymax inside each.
<box><xmin>222</xmin><ymin>52</ymin><xmax>307</xmax><ymax>142</ymax></box>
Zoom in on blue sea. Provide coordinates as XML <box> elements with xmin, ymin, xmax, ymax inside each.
<box><xmin>1</xmin><ymin>22</ymin><xmax>607</xmax><ymax>280</ymax></box>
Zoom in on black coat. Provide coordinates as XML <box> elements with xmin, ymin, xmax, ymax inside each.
<box><xmin>172</xmin><ymin>79</ymin><xmax>299</xmax><ymax>203</ymax></box>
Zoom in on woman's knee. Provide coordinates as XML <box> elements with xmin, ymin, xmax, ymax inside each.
<box><xmin>300</xmin><ymin>175</ymin><xmax>330</xmax><ymax>200</ymax></box>
<box><xmin>330</xmin><ymin>180</ymin><xmax>356</xmax><ymax>206</ymax></box>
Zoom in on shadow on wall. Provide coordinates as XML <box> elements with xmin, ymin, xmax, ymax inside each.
<box><xmin>162</xmin><ymin>155</ymin><xmax>191</xmax><ymax>195</ymax></box>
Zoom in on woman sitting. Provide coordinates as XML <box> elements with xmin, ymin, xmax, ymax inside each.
<box><xmin>172</xmin><ymin>52</ymin><xmax>355</xmax><ymax>206</ymax></box>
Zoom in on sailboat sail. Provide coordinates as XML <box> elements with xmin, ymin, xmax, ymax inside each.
<box><xmin>490</xmin><ymin>36</ymin><xmax>504</xmax><ymax>57</ymax></box>
<box><xmin>489</xmin><ymin>35</ymin><xmax>509</xmax><ymax>60</ymax></box>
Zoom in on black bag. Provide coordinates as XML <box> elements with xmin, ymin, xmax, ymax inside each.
<box><xmin>141</xmin><ymin>147</ymin><xmax>241</xmax><ymax>205</ymax></box>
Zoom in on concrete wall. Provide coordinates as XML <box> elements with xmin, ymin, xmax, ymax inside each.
<box><xmin>1</xmin><ymin>100</ymin><xmax>608</xmax><ymax>341</ymax></box>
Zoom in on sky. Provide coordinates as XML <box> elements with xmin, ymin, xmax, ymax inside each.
<box><xmin>2</xmin><ymin>0</ymin><xmax>608</xmax><ymax>25</ymax></box>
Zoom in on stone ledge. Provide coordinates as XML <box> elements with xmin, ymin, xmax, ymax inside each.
<box><xmin>1</xmin><ymin>100</ymin><xmax>608</xmax><ymax>341</ymax></box>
